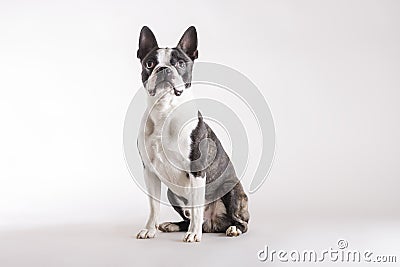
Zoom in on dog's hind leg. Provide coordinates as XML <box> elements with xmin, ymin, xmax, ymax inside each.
<box><xmin>158</xmin><ymin>189</ymin><xmax>190</xmax><ymax>232</ymax></box>
<box><xmin>221</xmin><ymin>182</ymin><xmax>250</xmax><ymax>237</ymax></box>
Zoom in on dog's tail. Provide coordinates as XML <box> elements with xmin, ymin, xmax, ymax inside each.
<box><xmin>197</xmin><ymin>110</ymin><xmax>203</xmax><ymax>122</ymax></box>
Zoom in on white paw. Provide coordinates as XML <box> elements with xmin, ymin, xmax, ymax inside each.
<box><xmin>183</xmin><ymin>231</ymin><xmax>202</xmax><ymax>242</ymax></box>
<box><xmin>226</xmin><ymin>226</ymin><xmax>242</xmax><ymax>237</ymax></box>
<box><xmin>136</xmin><ymin>228</ymin><xmax>157</xmax><ymax>239</ymax></box>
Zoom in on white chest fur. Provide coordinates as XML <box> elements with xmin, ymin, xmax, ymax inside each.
<box><xmin>137</xmin><ymin>90</ymin><xmax>199</xmax><ymax>197</ymax></box>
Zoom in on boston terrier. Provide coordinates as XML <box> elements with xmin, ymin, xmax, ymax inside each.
<box><xmin>135</xmin><ymin>26</ymin><xmax>249</xmax><ymax>242</ymax></box>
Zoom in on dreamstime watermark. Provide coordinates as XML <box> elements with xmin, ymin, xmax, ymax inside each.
<box><xmin>258</xmin><ymin>239</ymin><xmax>397</xmax><ymax>263</ymax></box>
<box><xmin>123</xmin><ymin>62</ymin><xmax>276</xmax><ymax>205</ymax></box>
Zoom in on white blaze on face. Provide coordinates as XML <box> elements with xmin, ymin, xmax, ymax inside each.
<box><xmin>156</xmin><ymin>48</ymin><xmax>172</xmax><ymax>66</ymax></box>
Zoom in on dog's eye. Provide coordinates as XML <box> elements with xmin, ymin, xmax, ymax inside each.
<box><xmin>176</xmin><ymin>60</ymin><xmax>186</xmax><ymax>69</ymax></box>
<box><xmin>145</xmin><ymin>60</ymin><xmax>155</xmax><ymax>69</ymax></box>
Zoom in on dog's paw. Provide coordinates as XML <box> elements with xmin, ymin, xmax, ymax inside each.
<box><xmin>183</xmin><ymin>231</ymin><xmax>202</xmax><ymax>242</ymax></box>
<box><xmin>136</xmin><ymin>228</ymin><xmax>157</xmax><ymax>239</ymax></box>
<box><xmin>226</xmin><ymin>226</ymin><xmax>242</xmax><ymax>237</ymax></box>
<box><xmin>158</xmin><ymin>222</ymin><xmax>180</xmax><ymax>232</ymax></box>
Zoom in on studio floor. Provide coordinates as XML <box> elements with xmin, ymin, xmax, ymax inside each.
<box><xmin>1</xmin><ymin>217</ymin><xmax>399</xmax><ymax>267</ymax></box>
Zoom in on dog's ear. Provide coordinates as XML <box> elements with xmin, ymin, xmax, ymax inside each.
<box><xmin>177</xmin><ymin>26</ymin><xmax>198</xmax><ymax>60</ymax></box>
<box><xmin>137</xmin><ymin>26</ymin><xmax>158</xmax><ymax>61</ymax></box>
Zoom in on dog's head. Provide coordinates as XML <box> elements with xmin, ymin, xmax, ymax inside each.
<box><xmin>137</xmin><ymin>26</ymin><xmax>198</xmax><ymax>97</ymax></box>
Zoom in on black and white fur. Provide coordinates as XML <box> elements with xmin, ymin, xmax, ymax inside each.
<box><xmin>136</xmin><ymin>26</ymin><xmax>249</xmax><ymax>242</ymax></box>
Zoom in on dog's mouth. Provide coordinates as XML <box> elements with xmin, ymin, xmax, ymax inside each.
<box><xmin>149</xmin><ymin>81</ymin><xmax>183</xmax><ymax>97</ymax></box>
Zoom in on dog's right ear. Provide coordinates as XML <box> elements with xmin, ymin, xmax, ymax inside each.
<box><xmin>137</xmin><ymin>26</ymin><xmax>158</xmax><ymax>61</ymax></box>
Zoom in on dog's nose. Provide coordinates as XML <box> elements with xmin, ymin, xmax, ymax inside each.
<box><xmin>157</xmin><ymin>67</ymin><xmax>172</xmax><ymax>74</ymax></box>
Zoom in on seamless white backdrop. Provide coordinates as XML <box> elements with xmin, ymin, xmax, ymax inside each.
<box><xmin>0</xmin><ymin>1</ymin><xmax>399</xmax><ymax>266</ymax></box>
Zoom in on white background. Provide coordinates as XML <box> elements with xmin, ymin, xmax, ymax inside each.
<box><xmin>0</xmin><ymin>0</ymin><xmax>399</xmax><ymax>266</ymax></box>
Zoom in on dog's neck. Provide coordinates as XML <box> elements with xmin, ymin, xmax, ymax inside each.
<box><xmin>146</xmin><ymin>89</ymin><xmax>195</xmax><ymax>127</ymax></box>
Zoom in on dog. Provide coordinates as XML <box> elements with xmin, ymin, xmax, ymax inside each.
<box><xmin>135</xmin><ymin>26</ymin><xmax>249</xmax><ymax>242</ymax></box>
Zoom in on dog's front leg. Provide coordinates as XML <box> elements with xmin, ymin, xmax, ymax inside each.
<box><xmin>136</xmin><ymin>168</ymin><xmax>161</xmax><ymax>239</ymax></box>
<box><xmin>183</xmin><ymin>174</ymin><xmax>205</xmax><ymax>242</ymax></box>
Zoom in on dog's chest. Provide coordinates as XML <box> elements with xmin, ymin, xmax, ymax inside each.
<box><xmin>140</xmin><ymin>110</ymin><xmax>196</xmax><ymax>193</ymax></box>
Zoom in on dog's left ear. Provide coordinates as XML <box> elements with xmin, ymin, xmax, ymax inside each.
<box><xmin>177</xmin><ymin>26</ymin><xmax>198</xmax><ymax>61</ymax></box>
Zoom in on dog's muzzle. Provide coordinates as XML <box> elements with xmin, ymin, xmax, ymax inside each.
<box><xmin>150</xmin><ymin>67</ymin><xmax>184</xmax><ymax>96</ymax></box>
